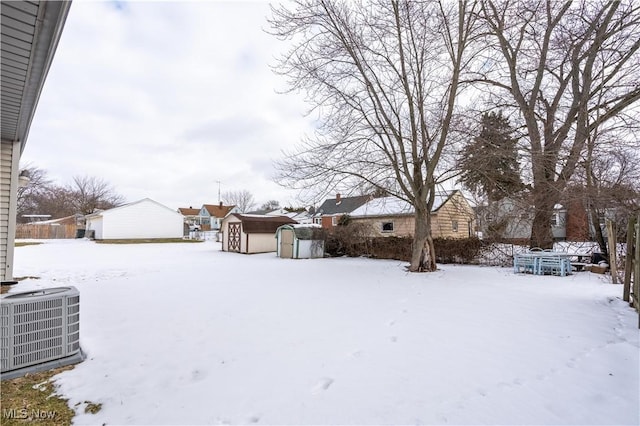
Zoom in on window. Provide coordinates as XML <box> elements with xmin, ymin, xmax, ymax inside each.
<box><xmin>382</xmin><ymin>222</ymin><xmax>394</xmax><ymax>232</ymax></box>
<box><xmin>452</xmin><ymin>220</ymin><xmax>458</xmax><ymax>232</ymax></box>
<box><xmin>314</xmin><ymin>217</ymin><xmax>322</xmax><ymax>225</ymax></box>
<box><xmin>551</xmin><ymin>213</ymin><xmax>564</xmax><ymax>227</ymax></box>
<box><xmin>332</xmin><ymin>216</ymin><xmax>338</xmax><ymax>226</ymax></box>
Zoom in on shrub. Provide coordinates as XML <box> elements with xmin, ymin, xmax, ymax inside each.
<box><xmin>368</xmin><ymin>236</ymin><xmax>412</xmax><ymax>261</ymax></box>
<box><xmin>325</xmin><ymin>222</ymin><xmax>371</xmax><ymax>257</ymax></box>
<box><xmin>433</xmin><ymin>237</ymin><xmax>484</xmax><ymax>264</ymax></box>
<box><xmin>325</xmin><ymin>227</ymin><xmax>485</xmax><ymax>265</ymax></box>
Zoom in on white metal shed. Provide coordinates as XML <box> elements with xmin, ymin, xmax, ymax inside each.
<box><xmin>276</xmin><ymin>224</ymin><xmax>325</xmax><ymax>259</ymax></box>
<box><xmin>85</xmin><ymin>198</ymin><xmax>183</xmax><ymax>240</ymax></box>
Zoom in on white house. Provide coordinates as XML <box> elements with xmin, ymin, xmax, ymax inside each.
<box><xmin>85</xmin><ymin>198</ymin><xmax>184</xmax><ymax>240</ymax></box>
<box><xmin>199</xmin><ymin>203</ymin><xmax>239</xmax><ymax>230</ymax></box>
<box><xmin>1</xmin><ymin>2</ymin><xmax>71</xmax><ymax>283</ymax></box>
<box><xmin>266</xmin><ymin>208</ymin><xmax>313</xmax><ymax>224</ymax></box>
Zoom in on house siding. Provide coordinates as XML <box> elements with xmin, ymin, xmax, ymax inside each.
<box><xmin>566</xmin><ymin>200</ymin><xmax>590</xmax><ymax>241</ymax></box>
<box><xmin>321</xmin><ymin>216</ymin><xmax>334</xmax><ymax>229</ymax></box>
<box><xmin>479</xmin><ymin>198</ymin><xmax>570</xmax><ymax>241</ymax></box>
<box><xmin>352</xmin><ymin>216</ymin><xmax>415</xmax><ymax>237</ymax></box>
<box><xmin>199</xmin><ymin>207</ymin><xmax>211</xmax><ymax>228</ymax></box>
<box><xmin>351</xmin><ymin>192</ymin><xmax>475</xmax><ymax>239</ymax></box>
<box><xmin>0</xmin><ymin>141</ymin><xmax>20</xmax><ymax>282</ymax></box>
<box><xmin>431</xmin><ymin>192</ymin><xmax>475</xmax><ymax>238</ymax></box>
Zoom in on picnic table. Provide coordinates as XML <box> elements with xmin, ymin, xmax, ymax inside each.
<box><xmin>564</xmin><ymin>252</ymin><xmax>593</xmax><ymax>271</ymax></box>
<box><xmin>513</xmin><ymin>249</ymin><xmax>591</xmax><ymax>277</ymax></box>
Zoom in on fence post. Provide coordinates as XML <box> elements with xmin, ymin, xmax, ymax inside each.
<box><xmin>635</xmin><ymin>213</ymin><xmax>640</xmax><ymax>329</ymax></box>
<box><xmin>634</xmin><ymin>214</ymin><xmax>640</xmax><ymax>309</ymax></box>
<box><xmin>606</xmin><ymin>220</ymin><xmax>618</xmax><ymax>284</ymax></box>
<box><xmin>623</xmin><ymin>216</ymin><xmax>635</xmax><ymax>302</ymax></box>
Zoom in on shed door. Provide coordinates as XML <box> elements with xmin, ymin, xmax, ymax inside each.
<box><xmin>280</xmin><ymin>229</ymin><xmax>294</xmax><ymax>258</ymax></box>
<box><xmin>228</xmin><ymin>223</ymin><xmax>241</xmax><ymax>252</ymax></box>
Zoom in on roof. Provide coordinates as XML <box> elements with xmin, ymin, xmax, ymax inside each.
<box><xmin>1</xmin><ymin>1</ymin><xmax>72</xmax><ymax>149</ymax></box>
<box><xmin>86</xmin><ymin>198</ymin><xmax>180</xmax><ymax>218</ymax></box>
<box><xmin>202</xmin><ymin>204</ymin><xmax>235</xmax><ymax>219</ymax></box>
<box><xmin>29</xmin><ymin>214</ymin><xmax>80</xmax><ymax>225</ymax></box>
<box><xmin>350</xmin><ymin>191</ymin><xmax>461</xmax><ymax>217</ymax></box>
<box><xmin>266</xmin><ymin>208</ymin><xmax>312</xmax><ymax>221</ymax></box>
<box><xmin>277</xmin><ymin>224</ymin><xmax>325</xmax><ymax>240</ymax></box>
<box><xmin>178</xmin><ymin>208</ymin><xmax>200</xmax><ymax>216</ymax></box>
<box><xmin>315</xmin><ymin>195</ymin><xmax>371</xmax><ymax>216</ymax></box>
<box><xmin>225</xmin><ymin>214</ymin><xmax>297</xmax><ymax>234</ymax></box>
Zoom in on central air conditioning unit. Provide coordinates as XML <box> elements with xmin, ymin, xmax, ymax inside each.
<box><xmin>1</xmin><ymin>286</ymin><xmax>84</xmax><ymax>380</ymax></box>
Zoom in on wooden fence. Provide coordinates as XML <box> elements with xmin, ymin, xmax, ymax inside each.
<box><xmin>15</xmin><ymin>224</ymin><xmax>78</xmax><ymax>239</ymax></box>
<box><xmin>622</xmin><ymin>214</ymin><xmax>640</xmax><ymax>328</ymax></box>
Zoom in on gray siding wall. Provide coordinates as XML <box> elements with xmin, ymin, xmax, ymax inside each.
<box><xmin>1</xmin><ymin>141</ymin><xmax>20</xmax><ymax>282</ymax></box>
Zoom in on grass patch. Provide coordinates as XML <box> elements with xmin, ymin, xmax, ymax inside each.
<box><xmin>15</xmin><ymin>242</ymin><xmax>43</xmax><ymax>247</ymax></box>
<box><xmin>82</xmin><ymin>402</ymin><xmax>102</xmax><ymax>414</ymax></box>
<box><xmin>0</xmin><ymin>366</ymin><xmax>75</xmax><ymax>425</ymax></box>
<box><xmin>95</xmin><ymin>238</ymin><xmax>203</xmax><ymax>244</ymax></box>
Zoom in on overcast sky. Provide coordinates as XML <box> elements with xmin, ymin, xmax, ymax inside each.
<box><xmin>23</xmin><ymin>0</ymin><xmax>317</xmax><ymax>210</ymax></box>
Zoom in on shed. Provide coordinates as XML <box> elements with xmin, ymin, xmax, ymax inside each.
<box><xmin>276</xmin><ymin>224</ymin><xmax>325</xmax><ymax>259</ymax></box>
<box><xmin>85</xmin><ymin>198</ymin><xmax>183</xmax><ymax>240</ymax></box>
<box><xmin>221</xmin><ymin>214</ymin><xmax>296</xmax><ymax>254</ymax></box>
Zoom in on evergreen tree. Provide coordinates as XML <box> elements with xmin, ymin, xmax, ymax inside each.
<box><xmin>458</xmin><ymin>111</ymin><xmax>523</xmax><ymax>201</ymax></box>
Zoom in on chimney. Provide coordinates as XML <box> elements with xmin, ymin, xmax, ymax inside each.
<box><xmin>219</xmin><ymin>201</ymin><xmax>223</xmax><ymax>208</ymax></box>
<box><xmin>336</xmin><ymin>193</ymin><xmax>341</xmax><ymax>205</ymax></box>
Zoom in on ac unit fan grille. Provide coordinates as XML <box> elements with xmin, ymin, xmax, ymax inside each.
<box><xmin>1</xmin><ymin>287</ymin><xmax>82</xmax><ymax>374</ymax></box>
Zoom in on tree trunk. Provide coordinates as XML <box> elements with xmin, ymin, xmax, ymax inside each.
<box><xmin>529</xmin><ymin>191</ymin><xmax>556</xmax><ymax>249</ymax></box>
<box><xmin>410</xmin><ymin>209</ymin><xmax>436</xmax><ymax>272</ymax></box>
<box><xmin>588</xmin><ymin>205</ymin><xmax>608</xmax><ymax>257</ymax></box>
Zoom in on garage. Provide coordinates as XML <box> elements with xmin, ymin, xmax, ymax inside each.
<box><xmin>85</xmin><ymin>198</ymin><xmax>184</xmax><ymax>240</ymax></box>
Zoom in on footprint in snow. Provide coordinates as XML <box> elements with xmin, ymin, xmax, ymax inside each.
<box><xmin>348</xmin><ymin>350</ymin><xmax>364</xmax><ymax>359</ymax></box>
<box><xmin>191</xmin><ymin>369</ymin><xmax>207</xmax><ymax>382</ymax></box>
<box><xmin>390</xmin><ymin>336</ymin><xmax>398</xmax><ymax>343</ymax></box>
<box><xmin>311</xmin><ymin>377</ymin><xmax>334</xmax><ymax>394</ymax></box>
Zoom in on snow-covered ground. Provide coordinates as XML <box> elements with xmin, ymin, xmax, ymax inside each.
<box><xmin>10</xmin><ymin>239</ymin><xmax>639</xmax><ymax>425</ymax></box>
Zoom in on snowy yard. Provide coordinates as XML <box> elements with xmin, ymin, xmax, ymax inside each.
<box><xmin>10</xmin><ymin>239</ymin><xmax>639</xmax><ymax>425</ymax></box>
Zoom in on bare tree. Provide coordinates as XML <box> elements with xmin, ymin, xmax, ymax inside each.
<box><xmin>259</xmin><ymin>200</ymin><xmax>281</xmax><ymax>213</ymax></box>
<box><xmin>16</xmin><ymin>169</ymin><xmax>125</xmax><ymax>219</ymax></box>
<box><xmin>222</xmin><ymin>190</ymin><xmax>256</xmax><ymax>213</ymax></box>
<box><xmin>34</xmin><ymin>186</ymin><xmax>77</xmax><ymax>219</ymax></box>
<box><xmin>270</xmin><ymin>0</ymin><xmax>479</xmax><ymax>271</ymax></box>
<box><xmin>16</xmin><ymin>164</ymin><xmax>51</xmax><ymax>221</ymax></box>
<box><xmin>476</xmin><ymin>0</ymin><xmax>640</xmax><ymax>248</ymax></box>
<box><xmin>69</xmin><ymin>175</ymin><xmax>125</xmax><ymax>215</ymax></box>
<box><xmin>580</xmin><ymin>136</ymin><xmax>640</xmax><ymax>255</ymax></box>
